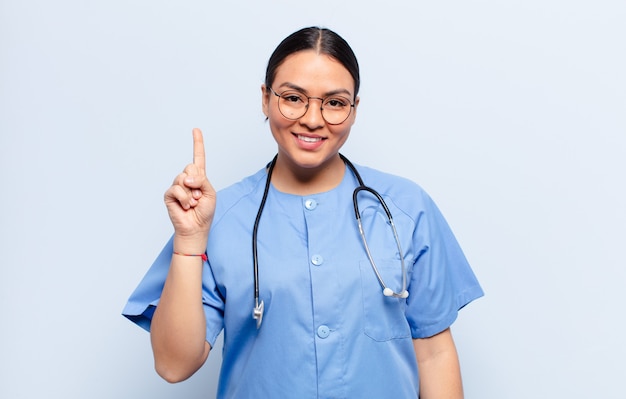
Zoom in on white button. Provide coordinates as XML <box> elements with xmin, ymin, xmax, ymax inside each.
<box><xmin>317</xmin><ymin>325</ymin><xmax>330</xmax><ymax>338</ymax></box>
<box><xmin>304</xmin><ymin>199</ymin><xmax>318</xmax><ymax>210</ymax></box>
<box><xmin>311</xmin><ymin>255</ymin><xmax>324</xmax><ymax>266</ymax></box>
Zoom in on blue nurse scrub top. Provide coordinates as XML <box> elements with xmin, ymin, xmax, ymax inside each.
<box><xmin>123</xmin><ymin>162</ymin><xmax>483</xmax><ymax>398</ymax></box>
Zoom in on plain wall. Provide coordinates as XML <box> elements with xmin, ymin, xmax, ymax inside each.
<box><xmin>1</xmin><ymin>0</ymin><xmax>625</xmax><ymax>398</ymax></box>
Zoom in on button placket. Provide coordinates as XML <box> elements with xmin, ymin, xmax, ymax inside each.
<box><xmin>303</xmin><ymin>195</ymin><xmax>336</xmax><ymax>346</ymax></box>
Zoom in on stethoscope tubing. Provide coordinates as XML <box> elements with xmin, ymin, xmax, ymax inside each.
<box><xmin>341</xmin><ymin>155</ymin><xmax>408</xmax><ymax>298</ymax></box>
<box><xmin>251</xmin><ymin>155</ymin><xmax>277</xmax><ymax>328</ymax></box>
<box><xmin>252</xmin><ymin>154</ymin><xmax>408</xmax><ymax>329</ymax></box>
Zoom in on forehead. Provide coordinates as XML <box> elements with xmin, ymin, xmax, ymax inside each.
<box><xmin>273</xmin><ymin>50</ymin><xmax>355</xmax><ymax>95</ymax></box>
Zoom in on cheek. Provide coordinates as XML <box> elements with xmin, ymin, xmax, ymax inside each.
<box><xmin>268</xmin><ymin>111</ymin><xmax>295</xmax><ymax>137</ymax></box>
<box><xmin>266</xmin><ymin>102</ymin><xmax>282</xmax><ymax>124</ymax></box>
<box><xmin>330</xmin><ymin>123</ymin><xmax>353</xmax><ymax>140</ymax></box>
<box><xmin>337</xmin><ymin>129</ymin><xmax>352</xmax><ymax>144</ymax></box>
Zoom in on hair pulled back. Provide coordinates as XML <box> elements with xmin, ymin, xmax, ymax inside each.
<box><xmin>264</xmin><ymin>27</ymin><xmax>360</xmax><ymax>99</ymax></box>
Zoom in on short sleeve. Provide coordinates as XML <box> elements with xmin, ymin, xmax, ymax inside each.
<box><xmin>121</xmin><ymin>235</ymin><xmax>226</xmax><ymax>347</ymax></box>
<box><xmin>405</xmin><ymin>194</ymin><xmax>483</xmax><ymax>338</ymax></box>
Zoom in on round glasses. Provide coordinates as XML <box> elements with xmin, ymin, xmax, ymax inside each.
<box><xmin>269</xmin><ymin>87</ymin><xmax>355</xmax><ymax>125</ymax></box>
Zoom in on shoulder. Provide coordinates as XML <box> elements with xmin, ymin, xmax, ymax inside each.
<box><xmin>350</xmin><ymin>163</ymin><xmax>441</xmax><ymax>221</ymax></box>
<box><xmin>353</xmin><ymin>164</ymin><xmax>430</xmax><ymax>201</ymax></box>
<box><xmin>212</xmin><ymin>168</ymin><xmax>267</xmax><ymax>225</ymax></box>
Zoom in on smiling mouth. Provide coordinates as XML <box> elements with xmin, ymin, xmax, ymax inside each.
<box><xmin>295</xmin><ymin>134</ymin><xmax>324</xmax><ymax>143</ymax></box>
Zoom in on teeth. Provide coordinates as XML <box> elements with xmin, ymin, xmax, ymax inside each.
<box><xmin>297</xmin><ymin>135</ymin><xmax>322</xmax><ymax>143</ymax></box>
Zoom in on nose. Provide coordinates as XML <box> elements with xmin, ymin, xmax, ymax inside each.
<box><xmin>299</xmin><ymin>97</ymin><xmax>325</xmax><ymax>129</ymax></box>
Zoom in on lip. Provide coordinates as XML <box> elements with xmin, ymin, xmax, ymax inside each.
<box><xmin>292</xmin><ymin>133</ymin><xmax>326</xmax><ymax>150</ymax></box>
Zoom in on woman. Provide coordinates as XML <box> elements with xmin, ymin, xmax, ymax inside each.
<box><xmin>123</xmin><ymin>27</ymin><xmax>483</xmax><ymax>398</ymax></box>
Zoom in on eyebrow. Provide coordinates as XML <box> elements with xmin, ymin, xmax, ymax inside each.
<box><xmin>277</xmin><ymin>82</ymin><xmax>353</xmax><ymax>98</ymax></box>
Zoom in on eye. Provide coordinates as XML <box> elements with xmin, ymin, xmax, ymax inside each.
<box><xmin>280</xmin><ymin>92</ymin><xmax>306</xmax><ymax>104</ymax></box>
<box><xmin>324</xmin><ymin>96</ymin><xmax>350</xmax><ymax>109</ymax></box>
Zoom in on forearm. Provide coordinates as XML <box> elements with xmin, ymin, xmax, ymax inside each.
<box><xmin>414</xmin><ymin>329</ymin><xmax>464</xmax><ymax>399</ymax></box>
<box><xmin>151</xmin><ymin>238</ymin><xmax>210</xmax><ymax>382</ymax></box>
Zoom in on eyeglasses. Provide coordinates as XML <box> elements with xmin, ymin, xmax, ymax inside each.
<box><xmin>269</xmin><ymin>87</ymin><xmax>355</xmax><ymax>125</ymax></box>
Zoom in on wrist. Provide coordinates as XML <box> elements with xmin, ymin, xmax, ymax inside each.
<box><xmin>173</xmin><ymin>233</ymin><xmax>208</xmax><ymax>255</ymax></box>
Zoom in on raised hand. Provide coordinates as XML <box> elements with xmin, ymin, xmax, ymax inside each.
<box><xmin>164</xmin><ymin>128</ymin><xmax>216</xmax><ymax>249</ymax></box>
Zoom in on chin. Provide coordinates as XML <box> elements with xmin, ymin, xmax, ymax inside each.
<box><xmin>286</xmin><ymin>151</ymin><xmax>340</xmax><ymax>170</ymax></box>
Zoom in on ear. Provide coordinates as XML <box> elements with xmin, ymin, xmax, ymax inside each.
<box><xmin>261</xmin><ymin>84</ymin><xmax>270</xmax><ymax>117</ymax></box>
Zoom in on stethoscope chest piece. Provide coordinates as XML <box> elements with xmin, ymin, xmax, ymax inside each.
<box><xmin>253</xmin><ymin>299</ymin><xmax>264</xmax><ymax>329</ymax></box>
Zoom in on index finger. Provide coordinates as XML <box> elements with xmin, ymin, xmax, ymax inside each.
<box><xmin>192</xmin><ymin>128</ymin><xmax>206</xmax><ymax>172</ymax></box>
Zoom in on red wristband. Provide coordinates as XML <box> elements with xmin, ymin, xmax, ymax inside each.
<box><xmin>173</xmin><ymin>251</ymin><xmax>208</xmax><ymax>262</ymax></box>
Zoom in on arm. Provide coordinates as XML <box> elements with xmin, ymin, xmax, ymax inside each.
<box><xmin>150</xmin><ymin>128</ymin><xmax>216</xmax><ymax>383</ymax></box>
<box><xmin>413</xmin><ymin>328</ymin><xmax>464</xmax><ymax>399</ymax></box>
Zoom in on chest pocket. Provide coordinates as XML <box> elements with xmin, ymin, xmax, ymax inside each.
<box><xmin>359</xmin><ymin>259</ymin><xmax>411</xmax><ymax>341</ymax></box>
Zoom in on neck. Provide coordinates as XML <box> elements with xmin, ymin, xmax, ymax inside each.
<box><xmin>270</xmin><ymin>154</ymin><xmax>345</xmax><ymax>195</ymax></box>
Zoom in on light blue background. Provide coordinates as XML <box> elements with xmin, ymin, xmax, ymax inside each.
<box><xmin>1</xmin><ymin>1</ymin><xmax>624</xmax><ymax>398</ymax></box>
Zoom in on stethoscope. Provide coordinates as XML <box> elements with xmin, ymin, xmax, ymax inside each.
<box><xmin>252</xmin><ymin>154</ymin><xmax>408</xmax><ymax>329</ymax></box>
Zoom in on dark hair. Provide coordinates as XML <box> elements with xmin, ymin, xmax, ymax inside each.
<box><xmin>264</xmin><ymin>27</ymin><xmax>360</xmax><ymax>98</ymax></box>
